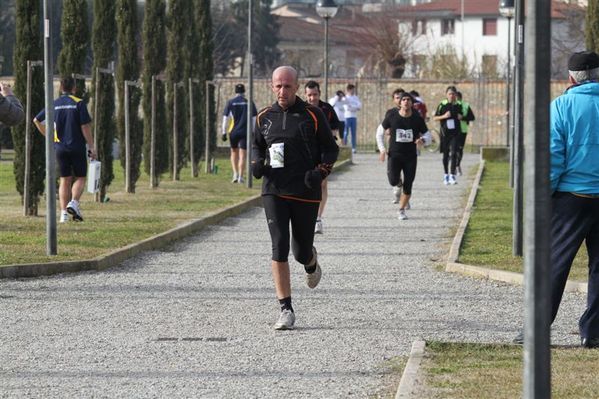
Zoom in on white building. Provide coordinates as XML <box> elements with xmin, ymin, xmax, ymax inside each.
<box><xmin>397</xmin><ymin>0</ymin><xmax>585</xmax><ymax>78</ymax></box>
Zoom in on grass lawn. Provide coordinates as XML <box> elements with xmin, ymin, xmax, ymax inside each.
<box><xmin>459</xmin><ymin>161</ymin><xmax>588</xmax><ymax>282</ymax></box>
<box><xmin>419</xmin><ymin>341</ymin><xmax>599</xmax><ymax>399</ymax></box>
<box><xmin>0</xmin><ymin>156</ymin><xmax>260</xmax><ymax>265</ymax></box>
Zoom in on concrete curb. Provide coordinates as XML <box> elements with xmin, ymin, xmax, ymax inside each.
<box><xmin>0</xmin><ymin>158</ymin><xmax>353</xmax><ymax>279</ymax></box>
<box><xmin>395</xmin><ymin>340</ymin><xmax>426</xmax><ymax>399</ymax></box>
<box><xmin>444</xmin><ymin>161</ymin><xmax>588</xmax><ymax>295</ymax></box>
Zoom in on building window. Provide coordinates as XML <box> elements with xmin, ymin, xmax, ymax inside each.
<box><xmin>411</xmin><ymin>19</ymin><xmax>427</xmax><ymax>35</ymax></box>
<box><xmin>441</xmin><ymin>19</ymin><xmax>455</xmax><ymax>35</ymax></box>
<box><xmin>482</xmin><ymin>55</ymin><xmax>498</xmax><ymax>78</ymax></box>
<box><xmin>483</xmin><ymin>18</ymin><xmax>497</xmax><ymax>36</ymax></box>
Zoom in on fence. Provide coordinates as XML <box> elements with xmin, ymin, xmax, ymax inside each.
<box><xmin>214</xmin><ymin>77</ymin><xmax>570</xmax><ymax>152</ymax></box>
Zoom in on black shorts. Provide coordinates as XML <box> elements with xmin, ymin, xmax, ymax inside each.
<box><xmin>56</xmin><ymin>147</ymin><xmax>87</xmax><ymax>178</ymax></box>
<box><xmin>387</xmin><ymin>154</ymin><xmax>417</xmax><ymax>195</ymax></box>
<box><xmin>262</xmin><ymin>195</ymin><xmax>319</xmax><ymax>264</ymax></box>
<box><xmin>230</xmin><ymin>133</ymin><xmax>247</xmax><ymax>150</ymax></box>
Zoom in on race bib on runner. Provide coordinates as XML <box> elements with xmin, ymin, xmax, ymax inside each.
<box><xmin>446</xmin><ymin>119</ymin><xmax>456</xmax><ymax>130</ymax></box>
<box><xmin>396</xmin><ymin>128</ymin><xmax>413</xmax><ymax>143</ymax></box>
<box><xmin>269</xmin><ymin>142</ymin><xmax>285</xmax><ymax>168</ymax></box>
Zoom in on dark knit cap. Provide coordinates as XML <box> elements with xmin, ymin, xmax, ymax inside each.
<box><xmin>568</xmin><ymin>51</ymin><xmax>599</xmax><ymax>71</ymax></box>
<box><xmin>235</xmin><ymin>83</ymin><xmax>245</xmax><ymax>93</ymax></box>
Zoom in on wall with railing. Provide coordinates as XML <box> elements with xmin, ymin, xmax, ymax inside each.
<box><xmin>215</xmin><ymin>78</ymin><xmax>570</xmax><ymax>151</ymax></box>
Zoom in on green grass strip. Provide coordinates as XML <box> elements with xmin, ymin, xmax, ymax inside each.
<box><xmin>459</xmin><ymin>161</ymin><xmax>588</xmax><ymax>282</ymax></box>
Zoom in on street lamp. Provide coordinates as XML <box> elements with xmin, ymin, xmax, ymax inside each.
<box><xmin>499</xmin><ymin>0</ymin><xmax>514</xmax><ymax>148</ymax></box>
<box><xmin>316</xmin><ymin>0</ymin><xmax>339</xmax><ymax>100</ymax></box>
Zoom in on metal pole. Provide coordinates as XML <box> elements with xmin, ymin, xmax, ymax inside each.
<box><xmin>324</xmin><ymin>16</ymin><xmax>329</xmax><ymax>100</ymax></box>
<box><xmin>506</xmin><ymin>16</ymin><xmax>512</xmax><ymax>149</ymax></box>
<box><xmin>172</xmin><ymin>82</ymin><xmax>178</xmax><ymax>181</ymax></box>
<box><xmin>246</xmin><ymin>0</ymin><xmax>253</xmax><ymax>188</ymax></box>
<box><xmin>513</xmin><ymin>0</ymin><xmax>525</xmax><ymax>256</ymax></box>
<box><xmin>523</xmin><ymin>0</ymin><xmax>552</xmax><ymax>397</ymax></box>
<box><xmin>24</xmin><ymin>61</ymin><xmax>33</xmax><ymax>216</ymax></box>
<box><xmin>94</xmin><ymin>67</ymin><xmax>99</xmax><ymax>154</ymax></box>
<box><xmin>150</xmin><ymin>75</ymin><xmax>157</xmax><ymax>188</ymax></box>
<box><xmin>124</xmin><ymin>81</ymin><xmax>131</xmax><ymax>192</ymax></box>
<box><xmin>189</xmin><ymin>78</ymin><xmax>196</xmax><ymax>178</ymax></box>
<box><xmin>205</xmin><ymin>80</ymin><xmax>211</xmax><ymax>174</ymax></box>
<box><xmin>43</xmin><ymin>0</ymin><xmax>56</xmax><ymax>255</ymax></box>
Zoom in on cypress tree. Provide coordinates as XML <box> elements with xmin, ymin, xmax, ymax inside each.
<box><xmin>141</xmin><ymin>0</ymin><xmax>168</xmax><ymax>183</ymax></box>
<box><xmin>116</xmin><ymin>0</ymin><xmax>142</xmax><ymax>192</ymax></box>
<box><xmin>57</xmin><ymin>0</ymin><xmax>89</xmax><ymax>97</ymax></box>
<box><xmin>12</xmin><ymin>0</ymin><xmax>45</xmax><ymax>215</ymax></box>
<box><xmin>586</xmin><ymin>0</ymin><xmax>599</xmax><ymax>53</ymax></box>
<box><xmin>196</xmin><ymin>0</ymin><xmax>216</xmax><ymax>155</ymax></box>
<box><xmin>166</xmin><ymin>1</ymin><xmax>193</xmax><ymax>180</ymax></box>
<box><xmin>91</xmin><ymin>0</ymin><xmax>116</xmax><ymax>202</ymax></box>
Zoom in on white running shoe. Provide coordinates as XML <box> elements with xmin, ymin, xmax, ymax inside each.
<box><xmin>231</xmin><ymin>173</ymin><xmax>238</xmax><ymax>183</ymax></box>
<box><xmin>66</xmin><ymin>200</ymin><xmax>83</xmax><ymax>221</ymax></box>
<box><xmin>449</xmin><ymin>175</ymin><xmax>457</xmax><ymax>185</ymax></box>
<box><xmin>59</xmin><ymin>211</ymin><xmax>69</xmax><ymax>223</ymax></box>
<box><xmin>305</xmin><ymin>247</ymin><xmax>322</xmax><ymax>289</ymax></box>
<box><xmin>238</xmin><ymin>176</ymin><xmax>244</xmax><ymax>184</ymax></box>
<box><xmin>443</xmin><ymin>174</ymin><xmax>450</xmax><ymax>185</ymax></box>
<box><xmin>274</xmin><ymin>309</ymin><xmax>295</xmax><ymax>330</ymax></box>
<box><xmin>398</xmin><ymin>209</ymin><xmax>408</xmax><ymax>220</ymax></box>
<box><xmin>392</xmin><ymin>186</ymin><xmax>402</xmax><ymax>204</ymax></box>
<box><xmin>314</xmin><ymin>219</ymin><xmax>323</xmax><ymax>234</ymax></box>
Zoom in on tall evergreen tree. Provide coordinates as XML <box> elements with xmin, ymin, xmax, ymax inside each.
<box><xmin>141</xmin><ymin>0</ymin><xmax>168</xmax><ymax>184</ymax></box>
<box><xmin>57</xmin><ymin>0</ymin><xmax>89</xmax><ymax>97</ymax></box>
<box><xmin>116</xmin><ymin>0</ymin><xmax>142</xmax><ymax>192</ymax></box>
<box><xmin>12</xmin><ymin>0</ymin><xmax>45</xmax><ymax>215</ymax></box>
<box><xmin>91</xmin><ymin>0</ymin><xmax>116</xmax><ymax>201</ymax></box>
<box><xmin>196</xmin><ymin>0</ymin><xmax>216</xmax><ymax>155</ymax></box>
<box><xmin>586</xmin><ymin>0</ymin><xmax>599</xmax><ymax>53</ymax></box>
<box><xmin>0</xmin><ymin>0</ymin><xmax>16</xmax><ymax>75</ymax></box>
<box><xmin>166</xmin><ymin>1</ymin><xmax>193</xmax><ymax>179</ymax></box>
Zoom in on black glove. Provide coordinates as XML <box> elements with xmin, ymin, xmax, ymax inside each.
<box><xmin>304</xmin><ymin>169</ymin><xmax>322</xmax><ymax>189</ymax></box>
<box><xmin>221</xmin><ymin>133</ymin><xmax>227</xmax><ymax>142</ymax></box>
<box><xmin>252</xmin><ymin>159</ymin><xmax>268</xmax><ymax>179</ymax></box>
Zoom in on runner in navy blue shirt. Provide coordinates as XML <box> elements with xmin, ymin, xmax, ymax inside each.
<box><xmin>34</xmin><ymin>77</ymin><xmax>95</xmax><ymax>223</ymax></box>
<box><xmin>222</xmin><ymin>83</ymin><xmax>257</xmax><ymax>183</ymax></box>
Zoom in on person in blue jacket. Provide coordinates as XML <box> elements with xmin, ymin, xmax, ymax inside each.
<box><xmin>514</xmin><ymin>51</ymin><xmax>599</xmax><ymax>348</ymax></box>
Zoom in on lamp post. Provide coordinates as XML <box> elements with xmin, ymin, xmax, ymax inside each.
<box><xmin>316</xmin><ymin>0</ymin><xmax>339</xmax><ymax>100</ymax></box>
<box><xmin>499</xmin><ymin>0</ymin><xmax>514</xmax><ymax>148</ymax></box>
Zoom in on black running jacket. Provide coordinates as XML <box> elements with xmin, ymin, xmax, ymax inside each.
<box><xmin>252</xmin><ymin>96</ymin><xmax>339</xmax><ymax>202</ymax></box>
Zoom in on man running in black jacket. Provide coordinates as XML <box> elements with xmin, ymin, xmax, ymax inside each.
<box><xmin>252</xmin><ymin>66</ymin><xmax>339</xmax><ymax>330</ymax></box>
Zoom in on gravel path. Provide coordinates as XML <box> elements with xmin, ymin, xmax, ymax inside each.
<box><xmin>0</xmin><ymin>152</ymin><xmax>584</xmax><ymax>398</ymax></box>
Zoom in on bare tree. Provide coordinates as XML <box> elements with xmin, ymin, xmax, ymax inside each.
<box><xmin>341</xmin><ymin>14</ymin><xmax>413</xmax><ymax>79</ymax></box>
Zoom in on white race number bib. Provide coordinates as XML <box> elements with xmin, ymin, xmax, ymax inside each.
<box><xmin>269</xmin><ymin>143</ymin><xmax>285</xmax><ymax>168</ymax></box>
<box><xmin>396</xmin><ymin>128</ymin><xmax>414</xmax><ymax>143</ymax></box>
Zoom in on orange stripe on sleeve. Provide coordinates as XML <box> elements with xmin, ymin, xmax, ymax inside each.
<box><xmin>306</xmin><ymin>108</ymin><xmax>318</xmax><ymax>132</ymax></box>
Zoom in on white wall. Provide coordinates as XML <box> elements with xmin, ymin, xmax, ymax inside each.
<box><xmin>403</xmin><ymin>15</ymin><xmax>583</xmax><ymax>78</ymax></box>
